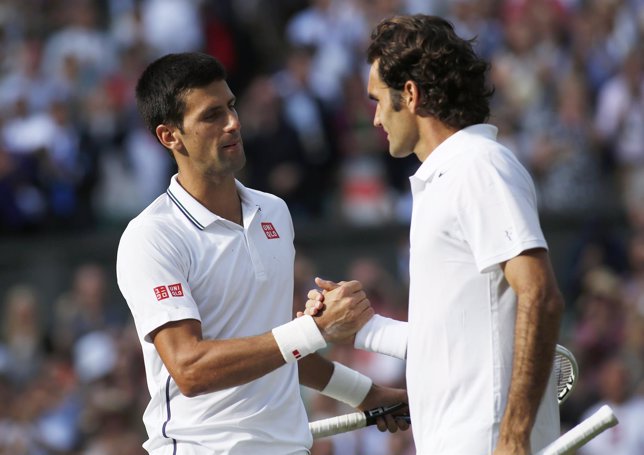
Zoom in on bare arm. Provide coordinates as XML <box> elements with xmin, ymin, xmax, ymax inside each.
<box><xmin>495</xmin><ymin>248</ymin><xmax>564</xmax><ymax>455</ymax></box>
<box><xmin>151</xmin><ymin>319</ymin><xmax>284</xmax><ymax>397</ymax></box>
<box><xmin>151</xmin><ymin>280</ymin><xmax>372</xmax><ymax>397</ymax></box>
<box><xmin>298</xmin><ymin>353</ymin><xmax>334</xmax><ymax>391</ymax></box>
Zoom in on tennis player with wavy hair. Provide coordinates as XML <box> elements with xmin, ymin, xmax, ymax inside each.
<box><xmin>307</xmin><ymin>14</ymin><xmax>564</xmax><ymax>455</ymax></box>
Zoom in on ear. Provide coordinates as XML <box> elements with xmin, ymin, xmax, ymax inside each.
<box><xmin>403</xmin><ymin>80</ymin><xmax>421</xmax><ymax>113</ymax></box>
<box><xmin>156</xmin><ymin>124</ymin><xmax>183</xmax><ymax>155</ymax></box>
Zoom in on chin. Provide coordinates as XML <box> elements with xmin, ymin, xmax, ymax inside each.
<box><xmin>389</xmin><ymin>147</ymin><xmax>413</xmax><ymax>159</ymax></box>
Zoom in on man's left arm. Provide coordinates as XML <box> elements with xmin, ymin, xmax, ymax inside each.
<box><xmin>495</xmin><ymin>248</ymin><xmax>564</xmax><ymax>455</ymax></box>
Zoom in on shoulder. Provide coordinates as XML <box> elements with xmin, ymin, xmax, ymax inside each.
<box><xmin>456</xmin><ymin>140</ymin><xmax>532</xmax><ymax>190</ymax></box>
<box><xmin>118</xmin><ymin>194</ymin><xmax>187</xmax><ymax>258</ymax></box>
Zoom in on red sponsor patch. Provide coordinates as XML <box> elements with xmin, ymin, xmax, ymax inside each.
<box><xmin>169</xmin><ymin>283</ymin><xmax>184</xmax><ymax>297</ymax></box>
<box><xmin>261</xmin><ymin>222</ymin><xmax>280</xmax><ymax>239</ymax></box>
<box><xmin>292</xmin><ymin>349</ymin><xmax>302</xmax><ymax>360</ymax></box>
<box><xmin>154</xmin><ymin>285</ymin><xmax>169</xmax><ymax>301</ymax></box>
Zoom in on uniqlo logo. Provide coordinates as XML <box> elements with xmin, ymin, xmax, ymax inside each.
<box><xmin>292</xmin><ymin>349</ymin><xmax>302</xmax><ymax>360</ymax></box>
<box><xmin>154</xmin><ymin>285</ymin><xmax>169</xmax><ymax>301</ymax></box>
<box><xmin>168</xmin><ymin>283</ymin><xmax>184</xmax><ymax>297</ymax></box>
<box><xmin>261</xmin><ymin>222</ymin><xmax>279</xmax><ymax>239</ymax></box>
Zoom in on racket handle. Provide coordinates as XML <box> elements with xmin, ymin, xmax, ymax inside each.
<box><xmin>364</xmin><ymin>402</ymin><xmax>408</xmax><ymax>425</ymax></box>
<box><xmin>309</xmin><ymin>411</ymin><xmax>367</xmax><ymax>438</ymax></box>
<box><xmin>310</xmin><ymin>402</ymin><xmax>410</xmax><ymax>439</ymax></box>
<box><xmin>535</xmin><ymin>405</ymin><xmax>618</xmax><ymax>455</ymax></box>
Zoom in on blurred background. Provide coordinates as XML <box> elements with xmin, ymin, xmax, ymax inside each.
<box><xmin>0</xmin><ymin>0</ymin><xmax>643</xmax><ymax>454</ymax></box>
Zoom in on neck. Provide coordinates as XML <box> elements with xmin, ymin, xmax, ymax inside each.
<box><xmin>415</xmin><ymin>118</ymin><xmax>459</xmax><ymax>162</ymax></box>
<box><xmin>177</xmin><ymin>172</ymin><xmax>243</xmax><ymax>226</ymax></box>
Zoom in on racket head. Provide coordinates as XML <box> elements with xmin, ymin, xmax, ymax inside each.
<box><xmin>554</xmin><ymin>344</ymin><xmax>578</xmax><ymax>405</ymax></box>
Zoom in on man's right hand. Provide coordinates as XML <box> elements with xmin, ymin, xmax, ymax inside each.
<box><xmin>304</xmin><ymin>278</ymin><xmax>373</xmax><ymax>344</ymax></box>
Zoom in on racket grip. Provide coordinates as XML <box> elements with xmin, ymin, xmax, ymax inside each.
<box><xmin>364</xmin><ymin>402</ymin><xmax>408</xmax><ymax>425</ymax></box>
<box><xmin>535</xmin><ymin>405</ymin><xmax>618</xmax><ymax>455</ymax></box>
<box><xmin>309</xmin><ymin>411</ymin><xmax>367</xmax><ymax>439</ymax></box>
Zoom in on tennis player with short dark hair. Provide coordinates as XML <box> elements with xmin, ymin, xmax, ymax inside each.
<box><xmin>116</xmin><ymin>52</ymin><xmax>407</xmax><ymax>455</ymax></box>
<box><xmin>307</xmin><ymin>14</ymin><xmax>565</xmax><ymax>455</ymax></box>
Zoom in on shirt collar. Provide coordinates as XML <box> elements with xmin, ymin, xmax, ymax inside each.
<box><xmin>166</xmin><ymin>174</ymin><xmax>259</xmax><ymax>230</ymax></box>
<box><xmin>411</xmin><ymin>123</ymin><xmax>498</xmax><ymax>184</ymax></box>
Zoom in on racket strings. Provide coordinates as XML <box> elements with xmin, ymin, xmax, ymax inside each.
<box><xmin>554</xmin><ymin>353</ymin><xmax>576</xmax><ymax>403</ymax></box>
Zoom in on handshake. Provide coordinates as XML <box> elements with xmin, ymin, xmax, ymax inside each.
<box><xmin>296</xmin><ymin>277</ymin><xmax>374</xmax><ymax>344</ymax></box>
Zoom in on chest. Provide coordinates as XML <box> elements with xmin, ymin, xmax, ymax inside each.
<box><xmin>409</xmin><ymin>175</ymin><xmax>472</xmax><ymax>265</ymax></box>
<box><xmin>186</xmin><ymin>214</ymin><xmax>295</xmax><ymax>337</ymax></box>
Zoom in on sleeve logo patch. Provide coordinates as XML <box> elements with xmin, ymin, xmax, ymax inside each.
<box><xmin>168</xmin><ymin>283</ymin><xmax>184</xmax><ymax>297</ymax></box>
<box><xmin>154</xmin><ymin>283</ymin><xmax>184</xmax><ymax>301</ymax></box>
<box><xmin>261</xmin><ymin>222</ymin><xmax>280</xmax><ymax>239</ymax></box>
<box><xmin>154</xmin><ymin>285</ymin><xmax>169</xmax><ymax>301</ymax></box>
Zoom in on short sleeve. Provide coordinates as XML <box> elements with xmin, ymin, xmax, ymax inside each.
<box><xmin>116</xmin><ymin>222</ymin><xmax>201</xmax><ymax>342</ymax></box>
<box><xmin>456</xmin><ymin>152</ymin><xmax>547</xmax><ymax>273</ymax></box>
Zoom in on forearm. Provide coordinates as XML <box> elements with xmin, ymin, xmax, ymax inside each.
<box><xmin>156</xmin><ymin>316</ymin><xmax>326</xmax><ymax>397</ymax></box>
<box><xmin>166</xmin><ymin>331</ymin><xmax>286</xmax><ymax>396</ymax></box>
<box><xmin>298</xmin><ymin>353</ymin><xmax>334</xmax><ymax>391</ymax></box>
<box><xmin>498</xmin><ymin>291</ymin><xmax>563</xmax><ymax>445</ymax></box>
<box><xmin>354</xmin><ymin>315</ymin><xmax>408</xmax><ymax>359</ymax></box>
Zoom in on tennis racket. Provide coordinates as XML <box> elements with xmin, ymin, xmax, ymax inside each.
<box><xmin>310</xmin><ymin>344</ymin><xmax>579</xmax><ymax>439</ymax></box>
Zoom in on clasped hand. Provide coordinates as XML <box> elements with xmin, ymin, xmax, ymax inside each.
<box><xmin>297</xmin><ymin>277</ymin><xmax>373</xmax><ymax>343</ymax></box>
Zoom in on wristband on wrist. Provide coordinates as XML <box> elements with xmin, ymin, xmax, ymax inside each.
<box><xmin>354</xmin><ymin>314</ymin><xmax>408</xmax><ymax>360</ymax></box>
<box><xmin>320</xmin><ymin>361</ymin><xmax>373</xmax><ymax>408</ymax></box>
<box><xmin>272</xmin><ymin>315</ymin><xmax>327</xmax><ymax>363</ymax></box>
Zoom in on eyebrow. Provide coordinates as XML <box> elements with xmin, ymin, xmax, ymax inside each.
<box><xmin>199</xmin><ymin>96</ymin><xmax>236</xmax><ymax>118</ymax></box>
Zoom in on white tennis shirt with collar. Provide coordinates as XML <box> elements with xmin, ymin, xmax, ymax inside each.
<box><xmin>117</xmin><ymin>175</ymin><xmax>311</xmax><ymax>455</ymax></box>
<box><xmin>406</xmin><ymin>124</ymin><xmax>560</xmax><ymax>454</ymax></box>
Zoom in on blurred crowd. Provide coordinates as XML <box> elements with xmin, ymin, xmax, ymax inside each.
<box><xmin>0</xmin><ymin>0</ymin><xmax>643</xmax><ymax>454</ymax></box>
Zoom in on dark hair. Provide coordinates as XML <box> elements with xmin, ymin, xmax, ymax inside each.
<box><xmin>367</xmin><ymin>15</ymin><xmax>493</xmax><ymax>129</ymax></box>
<box><xmin>135</xmin><ymin>52</ymin><xmax>227</xmax><ymax>137</ymax></box>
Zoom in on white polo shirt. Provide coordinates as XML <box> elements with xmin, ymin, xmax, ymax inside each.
<box><xmin>116</xmin><ymin>175</ymin><xmax>311</xmax><ymax>455</ymax></box>
<box><xmin>406</xmin><ymin>124</ymin><xmax>559</xmax><ymax>454</ymax></box>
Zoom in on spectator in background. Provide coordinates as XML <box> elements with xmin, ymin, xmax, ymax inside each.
<box><xmin>139</xmin><ymin>0</ymin><xmax>205</xmax><ymax>56</ymax></box>
<box><xmin>0</xmin><ymin>36</ymin><xmax>63</xmax><ymax>114</ymax></box>
<box><xmin>237</xmin><ymin>75</ymin><xmax>315</xmax><ymax>219</ymax></box>
<box><xmin>572</xmin><ymin>267</ymin><xmax>626</xmax><ymax>381</ymax></box>
<box><xmin>576</xmin><ymin>0</ymin><xmax>640</xmax><ymax>94</ymax></box>
<box><xmin>527</xmin><ymin>71</ymin><xmax>606</xmax><ymax>216</ymax></box>
<box><xmin>51</xmin><ymin>263</ymin><xmax>124</xmax><ymax>355</ymax></box>
<box><xmin>594</xmin><ymin>48</ymin><xmax>644</xmax><ymax>198</ymax></box>
<box><xmin>42</xmin><ymin>0</ymin><xmax>118</xmax><ymax>91</ymax></box>
<box><xmin>272</xmin><ymin>45</ymin><xmax>339</xmax><ymax>218</ymax></box>
<box><xmin>285</xmin><ymin>0</ymin><xmax>367</xmax><ymax>108</ymax></box>
<box><xmin>447</xmin><ymin>0</ymin><xmax>503</xmax><ymax>60</ymax></box>
<box><xmin>0</xmin><ymin>285</ymin><xmax>45</xmax><ymax>384</ymax></box>
<box><xmin>335</xmin><ymin>70</ymin><xmax>400</xmax><ymax>225</ymax></box>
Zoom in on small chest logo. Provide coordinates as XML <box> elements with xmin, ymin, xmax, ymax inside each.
<box><xmin>261</xmin><ymin>222</ymin><xmax>280</xmax><ymax>239</ymax></box>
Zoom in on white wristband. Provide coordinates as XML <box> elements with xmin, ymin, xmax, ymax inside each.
<box><xmin>321</xmin><ymin>361</ymin><xmax>373</xmax><ymax>408</ymax></box>
<box><xmin>272</xmin><ymin>315</ymin><xmax>327</xmax><ymax>363</ymax></box>
<box><xmin>354</xmin><ymin>314</ymin><xmax>408</xmax><ymax>360</ymax></box>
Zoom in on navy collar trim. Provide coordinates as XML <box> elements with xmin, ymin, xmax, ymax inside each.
<box><xmin>167</xmin><ymin>188</ymin><xmax>205</xmax><ymax>230</ymax></box>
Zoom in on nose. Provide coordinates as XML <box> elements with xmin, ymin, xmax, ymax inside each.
<box><xmin>225</xmin><ymin>108</ymin><xmax>241</xmax><ymax>132</ymax></box>
<box><xmin>373</xmin><ymin>104</ymin><xmax>381</xmax><ymax>128</ymax></box>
